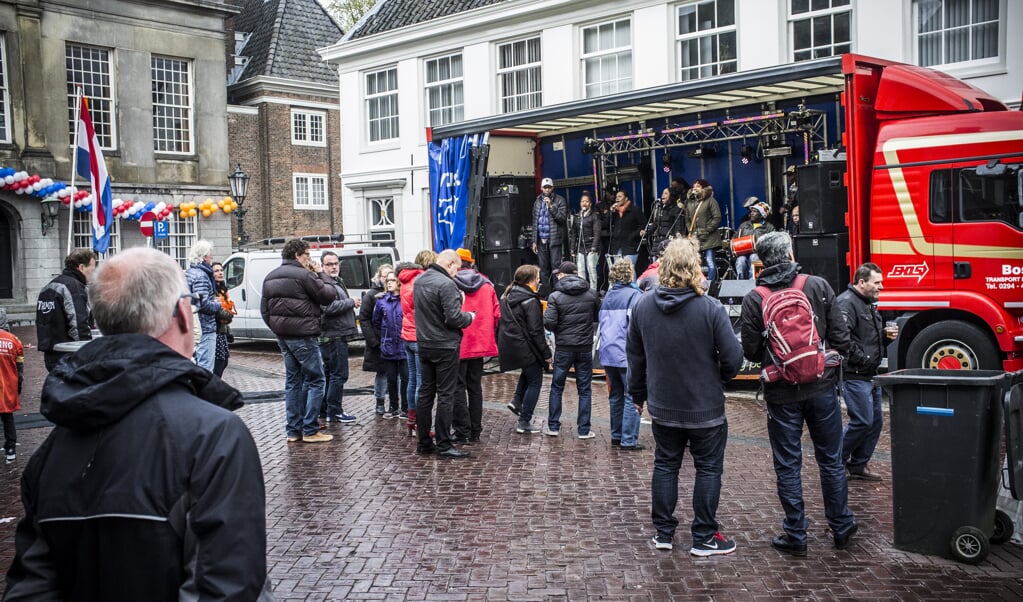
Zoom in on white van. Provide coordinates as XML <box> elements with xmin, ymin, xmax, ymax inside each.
<box><xmin>221</xmin><ymin>239</ymin><xmax>399</xmax><ymax>341</ymax></box>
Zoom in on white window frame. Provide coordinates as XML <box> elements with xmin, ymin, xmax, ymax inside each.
<box><xmin>0</xmin><ymin>34</ymin><xmax>10</xmax><ymax>144</ymax></box>
<box><xmin>424</xmin><ymin>52</ymin><xmax>464</xmax><ymax>127</ymax></box>
<box><xmin>365</xmin><ymin>66</ymin><xmax>399</xmax><ymax>143</ymax></box>
<box><xmin>293</xmin><ymin>173</ymin><xmax>329</xmax><ymax>210</ymax></box>
<box><xmin>151</xmin><ymin>55</ymin><xmax>194</xmax><ymax>154</ymax></box>
<box><xmin>368</xmin><ymin>196</ymin><xmax>396</xmax><ymax>242</ymax></box>
<box><xmin>291</xmin><ymin>109</ymin><xmax>326</xmax><ymax>146</ymax></box>
<box><xmin>676</xmin><ymin>0</ymin><xmax>738</xmax><ymax>82</ymax></box>
<box><xmin>157</xmin><ymin>213</ymin><xmax>198</xmax><ymax>268</ymax></box>
<box><xmin>789</xmin><ymin>0</ymin><xmax>852</xmax><ymax>63</ymax></box>
<box><xmin>581</xmin><ymin>18</ymin><xmax>633</xmax><ymax>98</ymax></box>
<box><xmin>72</xmin><ymin>211</ymin><xmax>121</xmax><ymax>255</ymax></box>
<box><xmin>913</xmin><ymin>0</ymin><xmax>1003</xmax><ymax>70</ymax></box>
<box><xmin>66</xmin><ymin>43</ymin><xmax>117</xmax><ymax>150</ymax></box>
<box><xmin>496</xmin><ymin>36</ymin><xmax>542</xmax><ymax>114</ymax></box>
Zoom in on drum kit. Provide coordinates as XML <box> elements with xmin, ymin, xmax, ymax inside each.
<box><xmin>715</xmin><ymin>227</ymin><xmax>762</xmax><ymax>281</ymax></box>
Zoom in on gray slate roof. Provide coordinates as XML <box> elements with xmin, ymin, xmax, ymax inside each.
<box><xmin>347</xmin><ymin>0</ymin><xmax>514</xmax><ymax>41</ymax></box>
<box><xmin>234</xmin><ymin>0</ymin><xmax>343</xmax><ymax>86</ymax></box>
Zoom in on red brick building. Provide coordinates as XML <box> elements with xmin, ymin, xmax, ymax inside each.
<box><xmin>226</xmin><ymin>0</ymin><xmax>344</xmax><ymax>245</ymax></box>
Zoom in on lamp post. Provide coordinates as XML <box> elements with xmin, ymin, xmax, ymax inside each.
<box><xmin>227</xmin><ymin>163</ymin><xmax>250</xmax><ymax>247</ymax></box>
<box><xmin>40</xmin><ymin>196</ymin><xmax>61</xmax><ymax>236</ymax></box>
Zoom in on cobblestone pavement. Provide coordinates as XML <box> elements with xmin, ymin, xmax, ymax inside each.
<box><xmin>2</xmin><ymin>329</ymin><xmax>1022</xmax><ymax>600</ymax></box>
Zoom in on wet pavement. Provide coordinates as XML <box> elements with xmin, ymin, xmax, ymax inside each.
<box><xmin>2</xmin><ymin>326</ymin><xmax>1022</xmax><ymax>600</ymax></box>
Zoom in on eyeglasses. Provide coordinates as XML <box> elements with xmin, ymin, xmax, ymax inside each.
<box><xmin>322</xmin><ymin>261</ymin><xmax>339</xmax><ymax>267</ymax></box>
<box><xmin>172</xmin><ymin>292</ymin><xmax>199</xmax><ymax>317</ymax></box>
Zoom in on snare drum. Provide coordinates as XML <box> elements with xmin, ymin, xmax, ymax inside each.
<box><xmin>717</xmin><ymin>227</ymin><xmax>735</xmax><ymax>241</ymax></box>
<box><xmin>730</xmin><ymin>235</ymin><xmax>755</xmax><ymax>257</ymax></box>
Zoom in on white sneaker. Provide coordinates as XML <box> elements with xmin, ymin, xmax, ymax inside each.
<box><xmin>578</xmin><ymin>431</ymin><xmax>596</xmax><ymax>440</ymax></box>
<box><xmin>544</xmin><ymin>427</ymin><xmax>560</xmax><ymax>437</ymax></box>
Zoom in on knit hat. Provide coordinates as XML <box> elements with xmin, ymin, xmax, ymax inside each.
<box><xmin>456</xmin><ymin>248</ymin><xmax>474</xmax><ymax>264</ymax></box>
<box><xmin>752</xmin><ymin>202</ymin><xmax>771</xmax><ymax>219</ymax></box>
<box><xmin>554</xmin><ymin>261</ymin><xmax>577</xmax><ymax>275</ymax></box>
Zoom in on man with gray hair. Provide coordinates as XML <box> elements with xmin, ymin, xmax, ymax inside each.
<box><xmin>6</xmin><ymin>247</ymin><xmax>271</xmax><ymax>600</ymax></box>
<box><xmin>184</xmin><ymin>240</ymin><xmax>221</xmax><ymax>371</ymax></box>
<box><xmin>738</xmin><ymin>231</ymin><xmax>855</xmax><ymax>557</ymax></box>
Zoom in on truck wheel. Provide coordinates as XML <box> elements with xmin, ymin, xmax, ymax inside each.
<box><xmin>991</xmin><ymin>510</ymin><xmax>1014</xmax><ymax>545</ymax></box>
<box><xmin>905</xmin><ymin>321</ymin><xmax>1000</xmax><ymax>370</ymax></box>
<box><xmin>950</xmin><ymin>526</ymin><xmax>990</xmax><ymax>564</ymax></box>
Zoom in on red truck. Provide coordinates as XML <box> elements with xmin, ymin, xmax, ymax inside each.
<box><xmin>840</xmin><ymin>54</ymin><xmax>1023</xmax><ymax>372</ymax></box>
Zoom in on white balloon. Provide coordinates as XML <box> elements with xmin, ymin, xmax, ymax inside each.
<box><xmin>4</xmin><ymin>175</ymin><xmax>13</xmax><ymax>185</ymax></box>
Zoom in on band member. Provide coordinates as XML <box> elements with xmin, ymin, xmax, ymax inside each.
<box><xmin>569</xmin><ymin>190</ymin><xmax>602</xmax><ymax>290</ymax></box>
<box><xmin>532</xmin><ymin>177</ymin><xmax>569</xmax><ymax>288</ymax></box>
<box><xmin>643</xmin><ymin>187</ymin><xmax>684</xmax><ymax>254</ymax></box>
<box><xmin>734</xmin><ymin>200</ymin><xmax>775</xmax><ymax>280</ymax></box>
<box><xmin>606</xmin><ymin>189</ymin><xmax>645</xmax><ymax>269</ymax></box>
<box><xmin>683</xmin><ymin>179</ymin><xmax>723</xmax><ymax>281</ymax></box>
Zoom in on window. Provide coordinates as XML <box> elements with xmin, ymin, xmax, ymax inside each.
<box><xmin>292</xmin><ymin>109</ymin><xmax>326</xmax><ymax>146</ymax></box>
<box><xmin>224</xmin><ymin>256</ymin><xmax>245</xmax><ymax>289</ymax></box>
<box><xmin>929</xmin><ymin>166</ymin><xmax>1023</xmax><ymax>229</ymax></box>
<box><xmin>582</xmin><ymin>19</ymin><xmax>632</xmax><ymax>98</ymax></box>
<box><xmin>677</xmin><ymin>0</ymin><xmax>737</xmax><ymax>81</ymax></box>
<box><xmin>368</xmin><ymin>197</ymin><xmax>395</xmax><ymax>242</ymax></box>
<box><xmin>156</xmin><ymin>213</ymin><xmax>197</xmax><ymax>268</ymax></box>
<box><xmin>790</xmin><ymin>0</ymin><xmax>851</xmax><ymax>62</ymax></box>
<box><xmin>336</xmin><ymin>256</ymin><xmax>369</xmax><ymax>289</ymax></box>
<box><xmin>497</xmin><ymin>37</ymin><xmax>542</xmax><ymax>113</ymax></box>
<box><xmin>66</xmin><ymin>43</ymin><xmax>115</xmax><ymax>148</ymax></box>
<box><xmin>425</xmin><ymin>53</ymin><xmax>464</xmax><ymax>127</ymax></box>
<box><xmin>915</xmin><ymin>0</ymin><xmax>1000</xmax><ymax>68</ymax></box>
<box><xmin>151</xmin><ymin>56</ymin><xmax>193</xmax><ymax>154</ymax></box>
<box><xmin>0</xmin><ymin>34</ymin><xmax>10</xmax><ymax>143</ymax></box>
<box><xmin>72</xmin><ymin>211</ymin><xmax>121</xmax><ymax>255</ymax></box>
<box><xmin>294</xmin><ymin>174</ymin><xmax>328</xmax><ymax>210</ymax></box>
<box><xmin>365</xmin><ymin>67</ymin><xmax>398</xmax><ymax>142</ymax></box>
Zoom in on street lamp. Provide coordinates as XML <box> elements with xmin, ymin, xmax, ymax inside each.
<box><xmin>40</xmin><ymin>196</ymin><xmax>61</xmax><ymax>236</ymax></box>
<box><xmin>227</xmin><ymin>163</ymin><xmax>250</xmax><ymax>247</ymax></box>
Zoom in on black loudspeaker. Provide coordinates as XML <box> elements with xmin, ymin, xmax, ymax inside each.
<box><xmin>715</xmin><ymin>279</ymin><xmax>756</xmax><ymax>305</ymax></box>
<box><xmin>482</xmin><ymin>193</ymin><xmax>529</xmax><ymax>251</ymax></box>
<box><xmin>797</xmin><ymin>162</ymin><xmax>847</xmax><ymax>234</ymax></box>
<box><xmin>479</xmin><ymin>249</ymin><xmax>530</xmax><ymax>293</ymax></box>
<box><xmin>793</xmin><ymin>233</ymin><xmax>850</xmax><ymax>294</ymax></box>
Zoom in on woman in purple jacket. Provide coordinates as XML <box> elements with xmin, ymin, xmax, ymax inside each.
<box><xmin>372</xmin><ymin>274</ymin><xmax>408</xmax><ymax>419</ymax></box>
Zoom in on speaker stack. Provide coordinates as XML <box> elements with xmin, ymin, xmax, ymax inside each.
<box><xmin>793</xmin><ymin>160</ymin><xmax>850</xmax><ymax>294</ymax></box>
<box><xmin>479</xmin><ymin>191</ymin><xmax>532</xmax><ymax>292</ymax></box>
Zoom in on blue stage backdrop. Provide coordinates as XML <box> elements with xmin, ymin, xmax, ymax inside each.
<box><xmin>428</xmin><ymin>135</ymin><xmax>472</xmax><ymax>252</ymax></box>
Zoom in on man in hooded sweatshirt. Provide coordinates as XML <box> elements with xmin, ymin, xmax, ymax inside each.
<box><xmin>543</xmin><ymin>261</ymin><xmax>600</xmax><ymax>438</ymax></box>
<box><xmin>6</xmin><ymin>247</ymin><xmax>270</xmax><ymax>601</ymax></box>
<box><xmin>627</xmin><ymin>238</ymin><xmax>743</xmax><ymax>556</ymax></box>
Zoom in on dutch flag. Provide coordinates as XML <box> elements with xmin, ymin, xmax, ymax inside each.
<box><xmin>75</xmin><ymin>96</ymin><xmax>113</xmax><ymax>254</ymax></box>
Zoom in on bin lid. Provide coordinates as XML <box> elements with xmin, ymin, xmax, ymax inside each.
<box><xmin>874</xmin><ymin>369</ymin><xmax>1009</xmax><ymax>387</ymax></box>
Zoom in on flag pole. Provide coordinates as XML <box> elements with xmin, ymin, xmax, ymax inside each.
<box><xmin>67</xmin><ymin>86</ymin><xmax>83</xmax><ymax>256</ymax></box>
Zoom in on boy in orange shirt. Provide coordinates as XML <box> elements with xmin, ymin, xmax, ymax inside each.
<box><xmin>0</xmin><ymin>323</ymin><xmax>23</xmax><ymax>463</ymax></box>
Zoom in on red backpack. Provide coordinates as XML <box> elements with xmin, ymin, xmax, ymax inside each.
<box><xmin>755</xmin><ymin>274</ymin><xmax>826</xmax><ymax>385</ymax></box>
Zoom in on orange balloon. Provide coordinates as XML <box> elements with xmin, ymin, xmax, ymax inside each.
<box><xmin>202</xmin><ymin>209</ymin><xmax>212</xmax><ymax>217</ymax></box>
<box><xmin>223</xmin><ymin>205</ymin><xmax>233</xmax><ymax>214</ymax></box>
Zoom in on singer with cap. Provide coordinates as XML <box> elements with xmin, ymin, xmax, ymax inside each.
<box><xmin>735</xmin><ymin>198</ymin><xmax>775</xmax><ymax>280</ymax></box>
<box><xmin>532</xmin><ymin>177</ymin><xmax>568</xmax><ymax>288</ymax></box>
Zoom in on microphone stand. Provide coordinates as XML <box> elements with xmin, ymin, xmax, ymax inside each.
<box><xmin>638</xmin><ymin>201</ymin><xmax>657</xmax><ymax>254</ymax></box>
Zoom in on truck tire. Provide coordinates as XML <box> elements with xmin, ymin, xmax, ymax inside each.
<box><xmin>905</xmin><ymin>321</ymin><xmax>1000</xmax><ymax>370</ymax></box>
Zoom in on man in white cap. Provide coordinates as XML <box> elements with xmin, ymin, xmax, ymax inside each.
<box><xmin>735</xmin><ymin>199</ymin><xmax>774</xmax><ymax>279</ymax></box>
<box><xmin>531</xmin><ymin>177</ymin><xmax>568</xmax><ymax>288</ymax></box>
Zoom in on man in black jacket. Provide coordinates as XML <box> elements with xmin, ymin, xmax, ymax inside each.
<box><xmin>739</xmin><ymin>231</ymin><xmax>856</xmax><ymax>557</ymax></box>
<box><xmin>532</xmin><ymin>177</ymin><xmax>569</xmax><ymax>288</ymax></box>
<box><xmin>261</xmin><ymin>238</ymin><xmax>339</xmax><ymax>444</ymax></box>
<box><xmin>413</xmin><ymin>249</ymin><xmax>475</xmax><ymax>458</ymax></box>
<box><xmin>543</xmin><ymin>261</ymin><xmax>600</xmax><ymax>438</ymax></box>
<box><xmin>6</xmin><ymin>247</ymin><xmax>270</xmax><ymax>601</ymax></box>
<box><xmin>319</xmin><ymin>251</ymin><xmax>361</xmax><ymax>425</ymax></box>
<box><xmin>35</xmin><ymin>248</ymin><xmax>96</xmax><ymax>371</ymax></box>
<box><xmin>837</xmin><ymin>263</ymin><xmax>893</xmax><ymax>482</ymax></box>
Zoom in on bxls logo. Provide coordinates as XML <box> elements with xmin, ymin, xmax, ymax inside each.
<box><xmin>887</xmin><ymin>261</ymin><xmax>929</xmax><ymax>283</ymax></box>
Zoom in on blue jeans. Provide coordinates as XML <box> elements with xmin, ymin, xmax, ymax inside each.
<box><xmin>320</xmin><ymin>339</ymin><xmax>350</xmax><ymax>418</ymax></box>
<box><xmin>404</xmin><ymin>341</ymin><xmax>420</xmax><ymax>411</ymax></box>
<box><xmin>605</xmin><ymin>365</ymin><xmax>640</xmax><ymax>446</ymax></box>
<box><xmin>842</xmin><ymin>380</ymin><xmax>884</xmax><ymax>471</ymax></box>
<box><xmin>373</xmin><ymin>372</ymin><xmax>387</xmax><ymax>400</ymax></box>
<box><xmin>735</xmin><ymin>253</ymin><xmax>760</xmax><ymax>280</ymax></box>
<box><xmin>651</xmin><ymin>421</ymin><xmax>728</xmax><ymax>541</ymax></box>
<box><xmin>704</xmin><ymin>249</ymin><xmax>717</xmax><ymax>281</ymax></box>
<box><xmin>515</xmin><ymin>362</ymin><xmax>545</xmax><ymax>425</ymax></box>
<box><xmin>194</xmin><ymin>331</ymin><xmax>216</xmax><ymax>371</ymax></box>
<box><xmin>548</xmin><ymin>349</ymin><xmax>593</xmax><ymax>435</ymax></box>
<box><xmin>278</xmin><ymin>337</ymin><xmax>326</xmax><ymax>437</ymax></box>
<box><xmin>576</xmin><ymin>251</ymin><xmax>599</xmax><ymax>290</ymax></box>
<box><xmin>767</xmin><ymin>389</ymin><xmax>856</xmax><ymax>544</ymax></box>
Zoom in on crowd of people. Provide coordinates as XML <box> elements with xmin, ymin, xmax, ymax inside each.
<box><xmin>0</xmin><ymin>207</ymin><xmax>896</xmax><ymax>595</ymax></box>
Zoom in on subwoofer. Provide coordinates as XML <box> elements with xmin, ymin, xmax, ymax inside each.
<box><xmin>478</xmin><ymin>249</ymin><xmax>530</xmax><ymax>293</ymax></box>
<box><xmin>793</xmin><ymin>232</ymin><xmax>849</xmax><ymax>294</ymax></box>
<box><xmin>482</xmin><ymin>193</ymin><xmax>529</xmax><ymax>251</ymax></box>
<box><xmin>796</xmin><ymin>162</ymin><xmax>847</xmax><ymax>234</ymax></box>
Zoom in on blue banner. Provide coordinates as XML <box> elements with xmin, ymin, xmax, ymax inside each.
<box><xmin>428</xmin><ymin>135</ymin><xmax>471</xmax><ymax>252</ymax></box>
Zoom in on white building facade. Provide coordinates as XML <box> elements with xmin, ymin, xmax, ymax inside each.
<box><xmin>321</xmin><ymin>0</ymin><xmax>1022</xmax><ymax>259</ymax></box>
